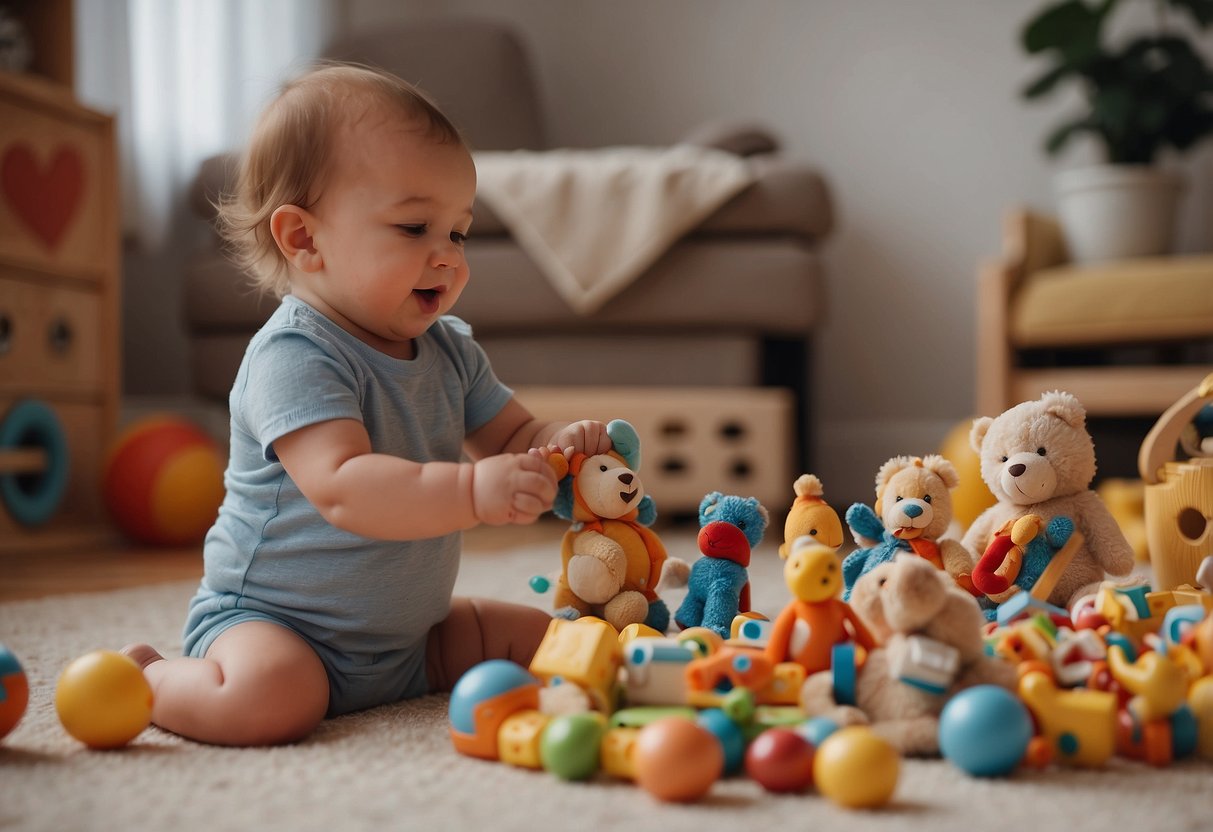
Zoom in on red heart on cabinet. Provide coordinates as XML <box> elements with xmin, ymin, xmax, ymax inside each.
<box><xmin>1</xmin><ymin>142</ymin><xmax>86</xmax><ymax>249</ymax></box>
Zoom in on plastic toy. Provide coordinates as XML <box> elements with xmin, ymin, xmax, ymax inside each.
<box><xmin>528</xmin><ymin>617</ymin><xmax>622</xmax><ymax>713</ymax></box>
<box><xmin>962</xmin><ymin>391</ymin><xmax>1135</xmax><ymax>611</ymax></box>
<box><xmin>547</xmin><ymin>420</ymin><xmax>677</xmax><ymax>632</ymax></box>
<box><xmin>632</xmin><ymin>716</ymin><xmax>723</xmax><ymax>802</ymax></box>
<box><xmin>674</xmin><ymin>491</ymin><xmax>769</xmax><ymax>638</ymax></box>
<box><xmin>795</xmin><ymin>715</ymin><xmax>839</xmax><ymax>748</ymax></box>
<box><xmin>812</xmin><ymin>726</ymin><xmax>900</xmax><ymax>809</ymax></box>
<box><xmin>779</xmin><ymin>473</ymin><xmax>843</xmax><ymax>557</ymax></box>
<box><xmin>800</xmin><ymin>556</ymin><xmax>1017</xmax><ymax>755</ymax></box>
<box><xmin>744</xmin><ymin>727</ymin><xmax>815</xmax><ymax>793</ymax></box>
<box><xmin>1105</xmin><ymin>643</ymin><xmax>1190</xmax><ymax>766</ymax></box>
<box><xmin>622</xmin><ymin>637</ymin><xmax>696</xmax><ymax>706</ymax></box>
<box><xmin>0</xmin><ymin>399</ymin><xmax>69</xmax><ymax>526</ymax></box>
<box><xmin>696</xmin><ymin>708</ymin><xmax>746</xmax><ymax>774</ymax></box>
<box><xmin>938</xmin><ymin>685</ymin><xmax>1033</xmax><ymax>777</ymax></box>
<box><xmin>1189</xmin><ymin>676</ymin><xmax>1213</xmax><ymax>760</ymax></box>
<box><xmin>842</xmin><ymin>455</ymin><xmax>975</xmax><ymax>598</ymax></box>
<box><xmin>764</xmin><ymin>536</ymin><xmax>876</xmax><ymax>675</ymax></box>
<box><xmin>600</xmin><ymin>726</ymin><xmax>641</xmax><ymax>779</ymax></box>
<box><xmin>1018</xmin><ymin>669</ymin><xmax>1116</xmax><ymax>767</ymax></box>
<box><xmin>972</xmin><ymin>514</ymin><xmax>1085</xmax><ymax>623</ymax></box>
<box><xmin>498</xmin><ymin>709</ymin><xmax>550</xmax><ymax>769</ymax></box>
<box><xmin>1139</xmin><ymin>372</ymin><xmax>1213</xmax><ymax>591</ymax></box>
<box><xmin>539</xmin><ymin>712</ymin><xmax>606</xmax><ymax>781</ymax></box>
<box><xmin>102</xmin><ymin>415</ymin><xmax>226</xmax><ymax>546</ymax></box>
<box><xmin>449</xmin><ymin>659</ymin><xmax>540</xmax><ymax>760</ymax></box>
<box><xmin>0</xmin><ymin>643</ymin><xmax>29</xmax><ymax>740</ymax></box>
<box><xmin>54</xmin><ymin>650</ymin><xmax>153</xmax><ymax>749</ymax></box>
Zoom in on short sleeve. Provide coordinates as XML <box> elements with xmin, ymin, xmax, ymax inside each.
<box><xmin>235</xmin><ymin>328</ymin><xmax>364</xmax><ymax>461</ymax></box>
<box><xmin>439</xmin><ymin>317</ymin><xmax>513</xmax><ymax>433</ymax></box>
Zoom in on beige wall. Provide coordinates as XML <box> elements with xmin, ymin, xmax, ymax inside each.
<box><xmin>119</xmin><ymin>0</ymin><xmax>1213</xmax><ymax>503</ymax></box>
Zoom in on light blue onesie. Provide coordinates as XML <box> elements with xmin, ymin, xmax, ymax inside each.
<box><xmin>183</xmin><ymin>296</ymin><xmax>512</xmax><ymax>715</ymax></box>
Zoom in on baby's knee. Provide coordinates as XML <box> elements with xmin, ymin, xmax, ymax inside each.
<box><xmin>426</xmin><ymin>598</ymin><xmax>551</xmax><ymax>692</ymax></box>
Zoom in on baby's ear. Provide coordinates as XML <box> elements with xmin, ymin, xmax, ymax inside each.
<box><xmin>270</xmin><ymin>205</ymin><xmax>322</xmax><ymax>272</ymax></box>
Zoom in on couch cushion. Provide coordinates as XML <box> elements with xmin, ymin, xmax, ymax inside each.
<box><xmin>1010</xmin><ymin>254</ymin><xmax>1213</xmax><ymax>348</ymax></box>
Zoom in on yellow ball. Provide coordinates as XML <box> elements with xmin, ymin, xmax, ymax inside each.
<box><xmin>813</xmin><ymin>726</ymin><xmax>899</xmax><ymax>809</ymax></box>
<box><xmin>55</xmin><ymin>650</ymin><xmax>153</xmax><ymax>749</ymax></box>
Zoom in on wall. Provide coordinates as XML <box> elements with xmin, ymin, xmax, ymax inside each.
<box><xmin>111</xmin><ymin>0</ymin><xmax>1213</xmax><ymax>505</ymax></box>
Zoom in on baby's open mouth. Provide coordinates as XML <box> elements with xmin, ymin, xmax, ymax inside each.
<box><xmin>415</xmin><ymin>288</ymin><xmax>440</xmax><ymax>301</ymax></box>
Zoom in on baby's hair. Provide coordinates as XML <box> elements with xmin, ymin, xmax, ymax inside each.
<box><xmin>216</xmin><ymin>62</ymin><xmax>467</xmax><ymax>297</ymax></box>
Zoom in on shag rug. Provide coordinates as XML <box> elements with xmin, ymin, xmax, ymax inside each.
<box><xmin>2</xmin><ymin>526</ymin><xmax>1210</xmax><ymax>832</ymax></box>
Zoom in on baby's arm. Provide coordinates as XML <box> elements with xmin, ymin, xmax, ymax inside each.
<box><xmin>275</xmin><ymin>417</ymin><xmax>556</xmax><ymax>540</ymax></box>
<box><xmin>466</xmin><ymin>398</ymin><xmax>611</xmax><ymax>459</ymax></box>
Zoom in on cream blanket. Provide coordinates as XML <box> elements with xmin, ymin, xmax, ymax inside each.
<box><xmin>473</xmin><ymin>144</ymin><xmax>756</xmax><ymax>315</ymax></box>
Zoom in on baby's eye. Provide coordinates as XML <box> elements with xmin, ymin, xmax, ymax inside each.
<box><xmin>450</xmin><ymin>230</ymin><xmax>468</xmax><ymax>245</ymax></box>
<box><xmin>397</xmin><ymin>224</ymin><xmax>426</xmax><ymax>237</ymax></box>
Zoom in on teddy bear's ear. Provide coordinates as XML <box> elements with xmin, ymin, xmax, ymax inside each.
<box><xmin>874</xmin><ymin>455</ymin><xmax>913</xmax><ymax>494</ymax></box>
<box><xmin>752</xmin><ymin>499</ymin><xmax>771</xmax><ymax>531</ymax></box>
<box><xmin>970</xmin><ymin>416</ymin><xmax>994</xmax><ymax>454</ymax></box>
<box><xmin>699</xmin><ymin>491</ymin><xmax>724</xmax><ymax>522</ymax></box>
<box><xmin>1041</xmin><ymin>390</ymin><xmax>1086</xmax><ymax>429</ymax></box>
<box><xmin>920</xmin><ymin>454</ymin><xmax>960</xmax><ymax>489</ymax></box>
<box><xmin>607</xmin><ymin>419</ymin><xmax>642</xmax><ymax>470</ymax></box>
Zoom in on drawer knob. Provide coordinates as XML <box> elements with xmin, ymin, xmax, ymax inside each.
<box><xmin>48</xmin><ymin>317</ymin><xmax>73</xmax><ymax>354</ymax></box>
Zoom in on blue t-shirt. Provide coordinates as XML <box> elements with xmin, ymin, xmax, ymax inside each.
<box><xmin>188</xmin><ymin>296</ymin><xmax>513</xmax><ymax>658</ymax></box>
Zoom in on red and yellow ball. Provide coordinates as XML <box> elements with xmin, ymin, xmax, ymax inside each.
<box><xmin>103</xmin><ymin>416</ymin><xmax>225</xmax><ymax>546</ymax></box>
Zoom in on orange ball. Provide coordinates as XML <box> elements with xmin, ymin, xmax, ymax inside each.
<box><xmin>103</xmin><ymin>416</ymin><xmax>225</xmax><ymax>546</ymax></box>
<box><xmin>633</xmin><ymin>716</ymin><xmax>723</xmax><ymax>803</ymax></box>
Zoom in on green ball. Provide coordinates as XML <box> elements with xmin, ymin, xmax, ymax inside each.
<box><xmin>539</xmin><ymin>713</ymin><xmax>604</xmax><ymax>780</ymax></box>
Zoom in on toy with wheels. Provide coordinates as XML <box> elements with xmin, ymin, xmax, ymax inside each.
<box><xmin>102</xmin><ymin>415</ymin><xmax>226</xmax><ymax>546</ymax></box>
<box><xmin>0</xmin><ymin>399</ymin><xmax>70</xmax><ymax>527</ymax></box>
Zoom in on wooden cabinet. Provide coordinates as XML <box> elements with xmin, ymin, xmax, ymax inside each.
<box><xmin>0</xmin><ymin>71</ymin><xmax>120</xmax><ymax>548</ymax></box>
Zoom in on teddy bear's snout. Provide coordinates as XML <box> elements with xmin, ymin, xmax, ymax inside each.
<box><xmin>1008</xmin><ymin>463</ymin><xmax>1027</xmax><ymax>477</ymax></box>
<box><xmin>890</xmin><ymin>498</ymin><xmax>932</xmax><ymax>531</ymax></box>
<box><xmin>999</xmin><ymin>452</ymin><xmax>1059</xmax><ymax>505</ymax></box>
<box><xmin>903</xmin><ymin>504</ymin><xmax>923</xmax><ymax>519</ymax></box>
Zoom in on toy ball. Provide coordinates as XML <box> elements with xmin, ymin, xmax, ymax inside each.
<box><xmin>449</xmin><ymin>659</ymin><xmax>539</xmax><ymax>759</ymax></box>
<box><xmin>55</xmin><ymin>650</ymin><xmax>153</xmax><ymax>749</ymax></box>
<box><xmin>102</xmin><ymin>416</ymin><xmax>225</xmax><ymax>546</ymax></box>
<box><xmin>939</xmin><ymin>685</ymin><xmax>1033</xmax><ymax>777</ymax></box>
<box><xmin>696</xmin><ymin>708</ymin><xmax>746</xmax><ymax>775</ymax></box>
<box><xmin>0</xmin><ymin>643</ymin><xmax>30</xmax><ymax>740</ymax></box>
<box><xmin>939</xmin><ymin>419</ymin><xmax>996</xmax><ymax>528</ymax></box>
<box><xmin>813</xmin><ymin>726</ymin><xmax>899</xmax><ymax>809</ymax></box>
<box><xmin>539</xmin><ymin>712</ymin><xmax>605</xmax><ymax>781</ymax></box>
<box><xmin>633</xmin><ymin>716</ymin><xmax>723</xmax><ymax>802</ymax></box>
<box><xmin>745</xmin><ymin>727</ymin><xmax>815</xmax><ymax>793</ymax></box>
<box><xmin>528</xmin><ymin>575</ymin><xmax>551</xmax><ymax>593</ymax></box>
<box><xmin>795</xmin><ymin>715</ymin><xmax>839</xmax><ymax>748</ymax></box>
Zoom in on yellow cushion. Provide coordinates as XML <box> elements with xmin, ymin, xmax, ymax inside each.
<box><xmin>1010</xmin><ymin>255</ymin><xmax>1213</xmax><ymax>348</ymax></box>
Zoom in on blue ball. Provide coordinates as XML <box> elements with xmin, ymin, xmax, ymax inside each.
<box><xmin>697</xmin><ymin>708</ymin><xmax>746</xmax><ymax>774</ymax></box>
<box><xmin>939</xmin><ymin>686</ymin><xmax>1033</xmax><ymax>777</ymax></box>
<box><xmin>795</xmin><ymin>716</ymin><xmax>839</xmax><ymax>748</ymax></box>
<box><xmin>448</xmin><ymin>659</ymin><xmax>537</xmax><ymax>734</ymax></box>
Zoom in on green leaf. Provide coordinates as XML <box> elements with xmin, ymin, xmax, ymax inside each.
<box><xmin>1022</xmin><ymin>63</ymin><xmax>1073</xmax><ymax>98</ymax></box>
<box><xmin>1044</xmin><ymin>115</ymin><xmax>1096</xmax><ymax>155</ymax></box>
<box><xmin>1166</xmin><ymin>0</ymin><xmax>1213</xmax><ymax>27</ymax></box>
<box><xmin>1022</xmin><ymin>1</ymin><xmax>1101</xmax><ymax>56</ymax></box>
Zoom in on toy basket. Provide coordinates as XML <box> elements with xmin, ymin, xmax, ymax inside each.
<box><xmin>1138</xmin><ymin>372</ymin><xmax>1213</xmax><ymax>591</ymax></box>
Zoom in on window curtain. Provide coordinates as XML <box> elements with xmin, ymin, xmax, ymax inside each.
<box><xmin>75</xmin><ymin>0</ymin><xmax>336</xmax><ymax>250</ymax></box>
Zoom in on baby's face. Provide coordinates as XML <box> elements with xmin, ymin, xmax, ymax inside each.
<box><xmin>304</xmin><ymin>114</ymin><xmax>476</xmax><ymax>358</ymax></box>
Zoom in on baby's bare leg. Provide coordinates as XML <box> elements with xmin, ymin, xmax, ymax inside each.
<box><xmin>121</xmin><ymin>621</ymin><xmax>328</xmax><ymax>746</ymax></box>
<box><xmin>425</xmin><ymin>597</ymin><xmax>551</xmax><ymax>692</ymax></box>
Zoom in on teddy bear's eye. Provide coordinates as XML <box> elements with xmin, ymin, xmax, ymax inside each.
<box><xmin>738</xmin><ymin>521</ymin><xmax>746</xmax><ymax>530</ymax></box>
<box><xmin>895</xmin><ymin>496</ymin><xmax>903</xmax><ymax>502</ymax></box>
<box><xmin>1000</xmin><ymin>456</ymin><xmax>1008</xmax><ymax>463</ymax></box>
<box><xmin>1037</xmin><ymin>447</ymin><xmax>1047</xmax><ymax>456</ymax></box>
<box><xmin>809</xmin><ymin>529</ymin><xmax>817</xmax><ymax>535</ymax></box>
<box><xmin>924</xmin><ymin>495</ymin><xmax>932</xmax><ymax>503</ymax></box>
<box><xmin>599</xmin><ymin>465</ymin><xmax>608</xmax><ymax>472</ymax></box>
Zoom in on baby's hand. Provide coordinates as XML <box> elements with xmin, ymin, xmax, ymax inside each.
<box><xmin>472</xmin><ymin>453</ymin><xmax>558</xmax><ymax>526</ymax></box>
<box><xmin>541</xmin><ymin>420</ymin><xmax>612</xmax><ymax>460</ymax></box>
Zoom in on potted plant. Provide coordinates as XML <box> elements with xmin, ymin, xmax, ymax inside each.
<box><xmin>1020</xmin><ymin>0</ymin><xmax>1213</xmax><ymax>262</ymax></box>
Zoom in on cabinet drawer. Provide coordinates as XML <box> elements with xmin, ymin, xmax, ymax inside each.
<box><xmin>0</xmin><ymin>272</ymin><xmax>103</xmax><ymax>396</ymax></box>
<box><xmin>0</xmin><ymin>79</ymin><xmax>115</xmax><ymax>280</ymax></box>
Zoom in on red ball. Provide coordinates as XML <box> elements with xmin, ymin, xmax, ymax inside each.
<box><xmin>745</xmin><ymin>728</ymin><xmax>815</xmax><ymax>792</ymax></box>
<box><xmin>103</xmin><ymin>416</ymin><xmax>225</xmax><ymax>546</ymax></box>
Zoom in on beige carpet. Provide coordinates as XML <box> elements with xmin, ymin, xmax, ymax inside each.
<box><xmin>2</xmin><ymin>526</ymin><xmax>1211</xmax><ymax>832</ymax></box>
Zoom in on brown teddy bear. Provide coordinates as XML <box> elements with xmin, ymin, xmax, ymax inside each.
<box><xmin>961</xmin><ymin>391</ymin><xmax>1135</xmax><ymax>610</ymax></box>
<box><xmin>799</xmin><ymin>555</ymin><xmax>1016</xmax><ymax>755</ymax></box>
<box><xmin>841</xmin><ymin>455</ymin><xmax>975</xmax><ymax>598</ymax></box>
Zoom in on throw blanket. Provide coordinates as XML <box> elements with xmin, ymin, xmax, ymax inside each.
<box><xmin>473</xmin><ymin>144</ymin><xmax>756</xmax><ymax>315</ymax></box>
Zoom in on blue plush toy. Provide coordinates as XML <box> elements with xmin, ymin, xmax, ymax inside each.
<box><xmin>972</xmin><ymin>515</ymin><xmax>1075</xmax><ymax>622</ymax></box>
<box><xmin>674</xmin><ymin>492</ymin><xmax>769</xmax><ymax>638</ymax></box>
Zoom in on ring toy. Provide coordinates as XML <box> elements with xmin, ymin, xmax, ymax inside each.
<box><xmin>0</xmin><ymin>400</ymin><xmax>70</xmax><ymax>526</ymax></box>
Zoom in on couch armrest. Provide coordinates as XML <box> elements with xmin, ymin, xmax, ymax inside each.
<box><xmin>678</xmin><ymin>120</ymin><xmax>780</xmax><ymax>157</ymax></box>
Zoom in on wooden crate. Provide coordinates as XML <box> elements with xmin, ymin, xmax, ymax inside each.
<box><xmin>0</xmin><ymin>72</ymin><xmax>120</xmax><ymax>549</ymax></box>
<box><xmin>516</xmin><ymin>385</ymin><xmax>795</xmax><ymax>515</ymax></box>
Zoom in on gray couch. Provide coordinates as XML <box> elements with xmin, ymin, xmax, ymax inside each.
<box><xmin>184</xmin><ymin>19</ymin><xmax>834</xmax><ymax>480</ymax></box>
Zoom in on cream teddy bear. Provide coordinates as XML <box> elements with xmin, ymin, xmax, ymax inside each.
<box><xmin>799</xmin><ymin>555</ymin><xmax>1016</xmax><ymax>755</ymax></box>
<box><xmin>961</xmin><ymin>391</ymin><xmax>1135</xmax><ymax>610</ymax></box>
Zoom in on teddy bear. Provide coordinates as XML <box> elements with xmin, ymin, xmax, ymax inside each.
<box><xmin>674</xmin><ymin>492</ymin><xmax>769</xmax><ymax>638</ymax></box>
<box><xmin>841</xmin><ymin>455</ymin><xmax>975</xmax><ymax>600</ymax></box>
<box><xmin>799</xmin><ymin>555</ymin><xmax>1017</xmax><ymax>755</ymax></box>
<box><xmin>548</xmin><ymin>420</ymin><xmax>678</xmax><ymax>632</ymax></box>
<box><xmin>779</xmin><ymin>474</ymin><xmax>843</xmax><ymax>558</ymax></box>
<box><xmin>961</xmin><ymin>391</ymin><xmax>1135</xmax><ymax>611</ymax></box>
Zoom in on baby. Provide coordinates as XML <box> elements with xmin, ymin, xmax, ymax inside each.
<box><xmin>122</xmin><ymin>64</ymin><xmax>610</xmax><ymax>746</ymax></box>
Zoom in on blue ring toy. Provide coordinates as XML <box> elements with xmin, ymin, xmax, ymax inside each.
<box><xmin>0</xmin><ymin>400</ymin><xmax>70</xmax><ymax>526</ymax></box>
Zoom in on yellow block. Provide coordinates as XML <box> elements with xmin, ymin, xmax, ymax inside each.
<box><xmin>529</xmin><ymin>618</ymin><xmax>622</xmax><ymax>711</ymax></box>
<box><xmin>498</xmin><ymin>710</ymin><xmax>550</xmax><ymax>770</ymax></box>
<box><xmin>619</xmin><ymin>623</ymin><xmax>663</xmax><ymax>645</ymax></box>
<box><xmin>600</xmin><ymin>726</ymin><xmax>640</xmax><ymax>780</ymax></box>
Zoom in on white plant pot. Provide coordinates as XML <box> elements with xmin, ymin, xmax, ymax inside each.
<box><xmin>1054</xmin><ymin>165</ymin><xmax>1184</xmax><ymax>263</ymax></box>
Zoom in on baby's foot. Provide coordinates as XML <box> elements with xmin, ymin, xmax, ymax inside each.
<box><xmin>120</xmin><ymin>643</ymin><xmax>165</xmax><ymax>670</ymax></box>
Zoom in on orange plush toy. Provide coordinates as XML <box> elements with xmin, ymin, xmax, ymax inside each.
<box><xmin>548</xmin><ymin>420</ymin><xmax>679</xmax><ymax>632</ymax></box>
